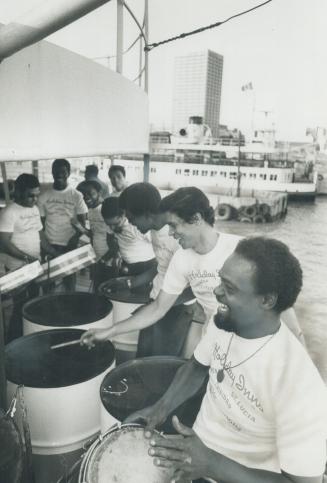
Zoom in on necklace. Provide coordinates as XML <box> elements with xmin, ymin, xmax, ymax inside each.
<box><xmin>216</xmin><ymin>332</ymin><xmax>276</xmax><ymax>383</ymax></box>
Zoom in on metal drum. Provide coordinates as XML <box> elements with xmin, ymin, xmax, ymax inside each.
<box><xmin>37</xmin><ymin>244</ymin><xmax>96</xmax><ymax>282</ymax></box>
<box><xmin>100</xmin><ymin>356</ymin><xmax>205</xmax><ymax>433</ymax></box>
<box><xmin>23</xmin><ymin>292</ymin><xmax>113</xmax><ymax>335</ymax></box>
<box><xmin>79</xmin><ymin>424</ymin><xmax>174</xmax><ymax>483</ymax></box>
<box><xmin>99</xmin><ymin>278</ymin><xmax>151</xmax><ymax>355</ymax></box>
<box><xmin>5</xmin><ymin>329</ymin><xmax>115</xmax><ymax>483</ymax></box>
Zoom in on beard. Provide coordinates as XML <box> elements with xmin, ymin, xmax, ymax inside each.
<box><xmin>214</xmin><ymin>306</ymin><xmax>236</xmax><ymax>333</ymax></box>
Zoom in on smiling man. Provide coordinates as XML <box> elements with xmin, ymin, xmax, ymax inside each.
<box><xmin>81</xmin><ymin>187</ymin><xmax>240</xmax><ymax>349</ymax></box>
<box><xmin>126</xmin><ymin>237</ymin><xmax>327</xmax><ymax>483</ymax></box>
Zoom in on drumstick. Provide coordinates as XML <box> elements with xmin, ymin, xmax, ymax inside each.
<box><xmin>50</xmin><ymin>339</ymin><xmax>82</xmax><ymax>350</ymax></box>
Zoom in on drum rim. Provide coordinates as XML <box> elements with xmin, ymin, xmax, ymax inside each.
<box><xmin>5</xmin><ymin>328</ymin><xmax>116</xmax><ymax>389</ymax></box>
<box><xmin>22</xmin><ymin>292</ymin><xmax>113</xmax><ymax>326</ymax></box>
<box><xmin>78</xmin><ymin>423</ymin><xmax>163</xmax><ymax>483</ymax></box>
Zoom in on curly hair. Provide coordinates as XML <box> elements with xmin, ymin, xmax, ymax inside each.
<box><xmin>235</xmin><ymin>237</ymin><xmax>303</xmax><ymax>313</ymax></box>
<box><xmin>15</xmin><ymin>173</ymin><xmax>40</xmax><ymax>195</ymax></box>
<box><xmin>159</xmin><ymin>187</ymin><xmax>215</xmax><ymax>226</ymax></box>
<box><xmin>52</xmin><ymin>158</ymin><xmax>71</xmax><ymax>174</ymax></box>
<box><xmin>119</xmin><ymin>182</ymin><xmax>161</xmax><ymax>216</ymax></box>
<box><xmin>101</xmin><ymin>196</ymin><xmax>124</xmax><ymax>219</ymax></box>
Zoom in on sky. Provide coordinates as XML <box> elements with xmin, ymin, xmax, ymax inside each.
<box><xmin>1</xmin><ymin>0</ymin><xmax>326</xmax><ymax>141</ymax></box>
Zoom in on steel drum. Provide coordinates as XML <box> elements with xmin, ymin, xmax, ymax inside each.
<box><xmin>37</xmin><ymin>244</ymin><xmax>96</xmax><ymax>282</ymax></box>
<box><xmin>6</xmin><ymin>329</ymin><xmax>115</xmax><ymax>483</ymax></box>
<box><xmin>99</xmin><ymin>278</ymin><xmax>151</xmax><ymax>355</ymax></box>
<box><xmin>100</xmin><ymin>356</ymin><xmax>205</xmax><ymax>433</ymax></box>
<box><xmin>23</xmin><ymin>292</ymin><xmax>113</xmax><ymax>335</ymax></box>
<box><xmin>0</xmin><ymin>260</ymin><xmax>42</xmax><ymax>294</ymax></box>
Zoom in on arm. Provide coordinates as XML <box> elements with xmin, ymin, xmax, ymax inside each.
<box><xmin>80</xmin><ymin>289</ymin><xmax>179</xmax><ymax>345</ymax></box>
<box><xmin>39</xmin><ymin>231</ymin><xmax>58</xmax><ymax>258</ymax></box>
<box><xmin>150</xmin><ymin>418</ymin><xmax>323</xmax><ymax>483</ymax></box>
<box><xmin>0</xmin><ymin>232</ymin><xmax>37</xmax><ymax>262</ymax></box>
<box><xmin>129</xmin><ymin>262</ymin><xmax>158</xmax><ymax>289</ymax></box>
<box><xmin>125</xmin><ymin>357</ymin><xmax>208</xmax><ymax>429</ymax></box>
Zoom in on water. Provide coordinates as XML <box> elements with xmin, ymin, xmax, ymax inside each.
<box><xmin>216</xmin><ymin>197</ymin><xmax>327</xmax><ymax>382</ymax></box>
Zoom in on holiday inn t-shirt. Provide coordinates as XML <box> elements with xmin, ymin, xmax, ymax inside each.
<box><xmin>193</xmin><ymin>320</ymin><xmax>327</xmax><ymax>476</ymax></box>
<box><xmin>163</xmin><ymin>232</ymin><xmax>242</xmax><ymax>320</ymax></box>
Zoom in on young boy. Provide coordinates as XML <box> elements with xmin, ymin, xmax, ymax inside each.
<box><xmin>108</xmin><ymin>165</ymin><xmax>128</xmax><ymax>197</ymax></box>
<box><xmin>101</xmin><ymin>197</ymin><xmax>157</xmax><ymax>279</ymax></box>
<box><xmin>76</xmin><ymin>180</ymin><xmax>108</xmax><ymax>260</ymax></box>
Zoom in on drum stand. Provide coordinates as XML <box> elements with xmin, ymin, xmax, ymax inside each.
<box><xmin>0</xmin><ymin>292</ymin><xmax>6</xmax><ymax>410</ymax></box>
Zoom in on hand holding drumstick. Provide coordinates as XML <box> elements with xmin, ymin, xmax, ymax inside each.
<box><xmin>80</xmin><ymin>326</ymin><xmax>115</xmax><ymax>348</ymax></box>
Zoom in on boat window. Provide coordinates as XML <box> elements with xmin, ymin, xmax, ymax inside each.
<box><xmin>210</xmin><ymin>171</ymin><xmax>217</xmax><ymax>176</ymax></box>
<box><xmin>201</xmin><ymin>170</ymin><xmax>208</xmax><ymax>176</ymax></box>
<box><xmin>184</xmin><ymin>169</ymin><xmax>190</xmax><ymax>176</ymax></box>
<box><xmin>229</xmin><ymin>172</ymin><xmax>237</xmax><ymax>179</ymax></box>
<box><xmin>193</xmin><ymin>170</ymin><xmax>199</xmax><ymax>176</ymax></box>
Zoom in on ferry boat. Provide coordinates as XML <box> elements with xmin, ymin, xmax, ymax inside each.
<box><xmin>116</xmin><ymin>117</ymin><xmax>318</xmax><ymax>201</ymax></box>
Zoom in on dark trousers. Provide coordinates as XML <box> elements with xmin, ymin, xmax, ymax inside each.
<box><xmin>136</xmin><ymin>302</ymin><xmax>196</xmax><ymax>358</ymax></box>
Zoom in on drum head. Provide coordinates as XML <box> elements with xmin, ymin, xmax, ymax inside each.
<box><xmin>99</xmin><ymin>278</ymin><xmax>151</xmax><ymax>304</ymax></box>
<box><xmin>23</xmin><ymin>292</ymin><xmax>112</xmax><ymax>327</ymax></box>
<box><xmin>81</xmin><ymin>425</ymin><xmax>173</xmax><ymax>483</ymax></box>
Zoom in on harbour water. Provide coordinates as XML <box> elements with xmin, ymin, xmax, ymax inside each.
<box><xmin>216</xmin><ymin>196</ymin><xmax>327</xmax><ymax>382</ymax></box>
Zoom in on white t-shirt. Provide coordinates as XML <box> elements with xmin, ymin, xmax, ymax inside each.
<box><xmin>163</xmin><ymin>232</ymin><xmax>241</xmax><ymax>320</ymax></box>
<box><xmin>150</xmin><ymin>225</ymin><xmax>179</xmax><ymax>299</ymax></box>
<box><xmin>193</xmin><ymin>320</ymin><xmax>327</xmax><ymax>476</ymax></box>
<box><xmin>88</xmin><ymin>204</ymin><xmax>109</xmax><ymax>259</ymax></box>
<box><xmin>0</xmin><ymin>202</ymin><xmax>42</xmax><ymax>270</ymax></box>
<box><xmin>38</xmin><ymin>186</ymin><xmax>87</xmax><ymax>246</ymax></box>
<box><xmin>114</xmin><ymin>219</ymin><xmax>155</xmax><ymax>264</ymax></box>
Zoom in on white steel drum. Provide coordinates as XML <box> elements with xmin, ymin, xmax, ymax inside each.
<box><xmin>37</xmin><ymin>244</ymin><xmax>96</xmax><ymax>282</ymax></box>
<box><xmin>5</xmin><ymin>329</ymin><xmax>115</xmax><ymax>456</ymax></box>
<box><xmin>0</xmin><ymin>260</ymin><xmax>43</xmax><ymax>294</ymax></box>
<box><xmin>99</xmin><ymin>278</ymin><xmax>151</xmax><ymax>353</ymax></box>
<box><xmin>79</xmin><ymin>424</ymin><xmax>174</xmax><ymax>483</ymax></box>
<box><xmin>99</xmin><ymin>356</ymin><xmax>204</xmax><ymax>434</ymax></box>
<box><xmin>23</xmin><ymin>292</ymin><xmax>113</xmax><ymax>335</ymax></box>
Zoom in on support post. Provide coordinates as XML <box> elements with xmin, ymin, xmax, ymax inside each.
<box><xmin>143</xmin><ymin>153</ymin><xmax>150</xmax><ymax>182</ymax></box>
<box><xmin>0</xmin><ymin>162</ymin><xmax>11</xmax><ymax>206</ymax></box>
<box><xmin>116</xmin><ymin>0</ymin><xmax>124</xmax><ymax>74</ymax></box>
<box><xmin>0</xmin><ymin>296</ymin><xmax>7</xmax><ymax>410</ymax></box>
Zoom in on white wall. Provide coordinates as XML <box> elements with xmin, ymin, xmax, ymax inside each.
<box><xmin>0</xmin><ymin>39</ymin><xmax>149</xmax><ymax>161</ymax></box>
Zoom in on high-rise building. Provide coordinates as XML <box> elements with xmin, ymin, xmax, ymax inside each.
<box><xmin>172</xmin><ymin>50</ymin><xmax>223</xmax><ymax>138</ymax></box>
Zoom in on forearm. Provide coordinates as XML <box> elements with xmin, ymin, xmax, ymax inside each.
<box><xmin>111</xmin><ymin>299</ymin><xmax>169</xmax><ymax>336</ymax></box>
<box><xmin>0</xmin><ymin>239</ymin><xmax>31</xmax><ymax>260</ymax></box>
<box><xmin>130</xmin><ymin>264</ymin><xmax>157</xmax><ymax>289</ymax></box>
<box><xmin>155</xmin><ymin>358</ymin><xmax>208</xmax><ymax>416</ymax></box>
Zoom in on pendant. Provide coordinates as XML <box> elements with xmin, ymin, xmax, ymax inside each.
<box><xmin>217</xmin><ymin>369</ymin><xmax>225</xmax><ymax>383</ymax></box>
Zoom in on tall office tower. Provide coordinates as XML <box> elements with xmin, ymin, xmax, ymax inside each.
<box><xmin>172</xmin><ymin>50</ymin><xmax>224</xmax><ymax>138</ymax></box>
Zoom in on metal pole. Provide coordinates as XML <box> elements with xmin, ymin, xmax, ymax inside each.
<box><xmin>138</xmin><ymin>35</ymin><xmax>143</xmax><ymax>87</ymax></box>
<box><xmin>0</xmin><ymin>162</ymin><xmax>11</xmax><ymax>206</ymax></box>
<box><xmin>116</xmin><ymin>0</ymin><xmax>124</xmax><ymax>74</ymax></box>
<box><xmin>144</xmin><ymin>0</ymin><xmax>149</xmax><ymax>93</ymax></box>
<box><xmin>0</xmin><ymin>295</ymin><xmax>6</xmax><ymax>410</ymax></box>
<box><xmin>0</xmin><ymin>0</ymin><xmax>112</xmax><ymax>62</ymax></box>
<box><xmin>143</xmin><ymin>153</ymin><xmax>150</xmax><ymax>182</ymax></box>
<box><xmin>236</xmin><ymin>132</ymin><xmax>241</xmax><ymax>198</ymax></box>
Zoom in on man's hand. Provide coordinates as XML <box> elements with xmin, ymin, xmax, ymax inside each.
<box><xmin>124</xmin><ymin>402</ymin><xmax>169</xmax><ymax>433</ymax></box>
<box><xmin>80</xmin><ymin>327</ymin><xmax>114</xmax><ymax>348</ymax></box>
<box><xmin>148</xmin><ymin>415</ymin><xmax>214</xmax><ymax>482</ymax></box>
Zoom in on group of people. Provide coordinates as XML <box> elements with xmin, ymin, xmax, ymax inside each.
<box><xmin>0</xmin><ymin>160</ymin><xmax>326</xmax><ymax>482</ymax></box>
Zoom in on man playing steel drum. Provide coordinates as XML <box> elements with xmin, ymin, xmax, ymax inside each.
<box><xmin>127</xmin><ymin>237</ymin><xmax>327</xmax><ymax>483</ymax></box>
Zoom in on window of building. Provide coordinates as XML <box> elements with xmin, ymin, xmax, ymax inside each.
<box><xmin>201</xmin><ymin>170</ymin><xmax>208</xmax><ymax>176</ymax></box>
<box><xmin>192</xmin><ymin>169</ymin><xmax>199</xmax><ymax>176</ymax></box>
<box><xmin>229</xmin><ymin>172</ymin><xmax>237</xmax><ymax>179</ymax></box>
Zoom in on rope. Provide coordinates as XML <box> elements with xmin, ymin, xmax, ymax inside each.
<box><xmin>145</xmin><ymin>0</ymin><xmax>273</xmax><ymax>52</ymax></box>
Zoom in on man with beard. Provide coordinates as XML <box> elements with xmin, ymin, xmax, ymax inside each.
<box><xmin>126</xmin><ymin>237</ymin><xmax>327</xmax><ymax>483</ymax></box>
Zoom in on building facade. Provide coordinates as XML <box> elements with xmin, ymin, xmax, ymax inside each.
<box><xmin>172</xmin><ymin>50</ymin><xmax>223</xmax><ymax>138</ymax></box>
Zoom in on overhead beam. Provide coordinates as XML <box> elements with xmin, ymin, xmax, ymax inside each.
<box><xmin>0</xmin><ymin>0</ymin><xmax>112</xmax><ymax>61</ymax></box>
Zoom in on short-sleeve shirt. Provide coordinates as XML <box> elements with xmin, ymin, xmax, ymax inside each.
<box><xmin>112</xmin><ymin>219</ymin><xmax>155</xmax><ymax>264</ymax></box>
<box><xmin>0</xmin><ymin>202</ymin><xmax>42</xmax><ymax>270</ymax></box>
<box><xmin>150</xmin><ymin>225</ymin><xmax>179</xmax><ymax>299</ymax></box>
<box><xmin>193</xmin><ymin>320</ymin><xmax>327</xmax><ymax>476</ymax></box>
<box><xmin>163</xmin><ymin>232</ymin><xmax>242</xmax><ymax>320</ymax></box>
<box><xmin>38</xmin><ymin>186</ymin><xmax>87</xmax><ymax>246</ymax></box>
<box><xmin>88</xmin><ymin>204</ymin><xmax>109</xmax><ymax>260</ymax></box>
